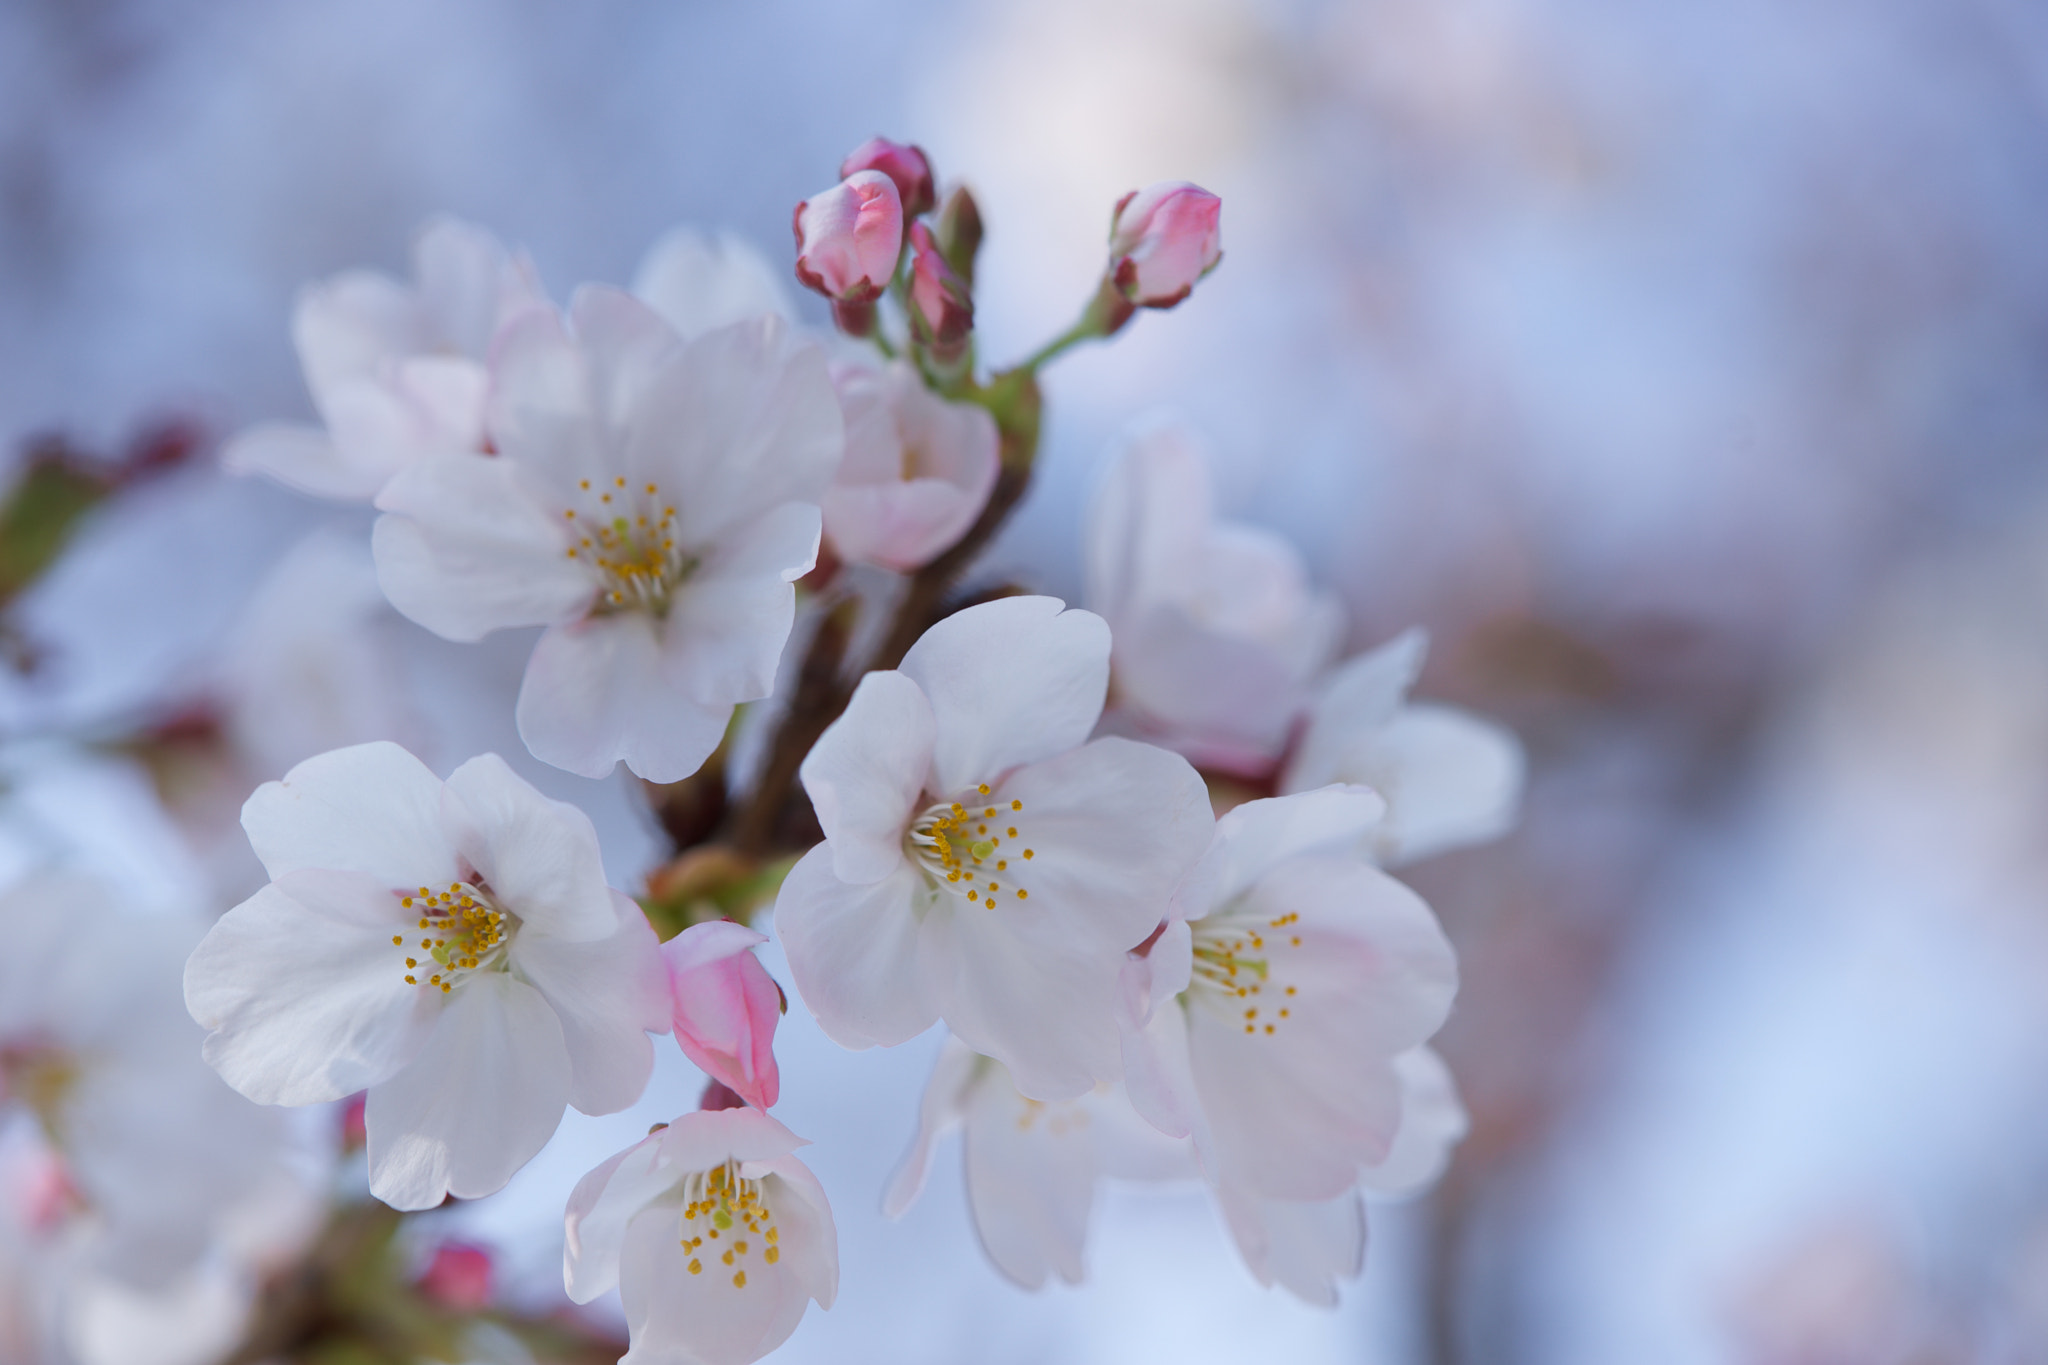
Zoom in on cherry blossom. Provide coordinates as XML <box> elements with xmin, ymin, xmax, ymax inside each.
<box><xmin>1085</xmin><ymin>418</ymin><xmax>1343</xmax><ymax>776</ymax></box>
<box><xmin>839</xmin><ymin>137</ymin><xmax>936</xmax><ymax>218</ymax></box>
<box><xmin>776</xmin><ymin>595</ymin><xmax>1213</xmax><ymax>1100</ymax></box>
<box><xmin>1120</xmin><ymin>787</ymin><xmax>1458</xmax><ymax>1201</ymax></box>
<box><xmin>224</xmin><ymin>217</ymin><xmax>546</xmax><ymax>502</ymax></box>
<box><xmin>824</xmin><ymin>362</ymin><xmax>999</xmax><ymax>572</ymax></box>
<box><xmin>183</xmin><ymin>741</ymin><xmax>669</xmax><ymax>1210</ymax></box>
<box><xmin>372</xmin><ymin>286</ymin><xmax>842</xmax><ymax>781</ymax></box>
<box><xmin>564</xmin><ymin>1107</ymin><xmax>836</xmax><ymax>1365</ymax></box>
<box><xmin>663</xmin><ymin>920</ymin><xmax>783</xmax><ymax>1112</ymax></box>
<box><xmin>631</xmin><ymin>229</ymin><xmax>794</xmax><ymax>342</ymax></box>
<box><xmin>1281</xmin><ymin>629</ymin><xmax>1526</xmax><ymax>866</ymax></box>
<box><xmin>793</xmin><ymin>170</ymin><xmax>903</xmax><ymax>304</ymax></box>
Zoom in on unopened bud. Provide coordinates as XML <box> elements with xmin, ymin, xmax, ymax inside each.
<box><xmin>793</xmin><ymin>170</ymin><xmax>904</xmax><ymax>304</ymax></box>
<box><xmin>1108</xmin><ymin>181</ymin><xmax>1223</xmax><ymax>309</ymax></box>
<box><xmin>698</xmin><ymin>1078</ymin><xmax>747</xmax><ymax>1112</ymax></box>
<box><xmin>418</xmin><ymin>1242</ymin><xmax>493</xmax><ymax>1311</ymax></box>
<box><xmin>839</xmin><ymin>137</ymin><xmax>936</xmax><ymax>218</ymax></box>
<box><xmin>907</xmin><ymin>222</ymin><xmax>973</xmax><ymax>365</ymax></box>
<box><xmin>935</xmin><ymin>185</ymin><xmax>984</xmax><ymax>286</ymax></box>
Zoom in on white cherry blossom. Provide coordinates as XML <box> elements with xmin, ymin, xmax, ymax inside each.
<box><xmin>224</xmin><ymin>217</ymin><xmax>547</xmax><ymax>502</ymax></box>
<box><xmin>824</xmin><ymin>362</ymin><xmax>999</xmax><ymax>572</ymax></box>
<box><xmin>183</xmin><ymin>741</ymin><xmax>669</xmax><ymax>1210</ymax></box>
<box><xmin>1281</xmin><ymin>629</ymin><xmax>1526</xmax><ymax>866</ymax></box>
<box><xmin>776</xmin><ymin>596</ymin><xmax>1214</xmax><ymax>1101</ymax></box>
<box><xmin>372</xmin><ymin>286</ymin><xmax>842</xmax><ymax>781</ymax></box>
<box><xmin>1085</xmin><ymin>418</ymin><xmax>1343</xmax><ymax>776</ymax></box>
<box><xmin>631</xmin><ymin>228</ymin><xmax>794</xmax><ymax>341</ymax></box>
<box><xmin>1121</xmin><ymin>787</ymin><xmax>1458</xmax><ymax>1201</ymax></box>
<box><xmin>564</xmin><ymin>1107</ymin><xmax>836</xmax><ymax>1365</ymax></box>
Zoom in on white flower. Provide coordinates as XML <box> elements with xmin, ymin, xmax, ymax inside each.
<box><xmin>1121</xmin><ymin>787</ymin><xmax>1459</xmax><ymax>1201</ymax></box>
<box><xmin>824</xmin><ymin>362</ymin><xmax>1000</xmax><ymax>572</ymax></box>
<box><xmin>1280</xmin><ymin>629</ymin><xmax>1525</xmax><ymax>866</ymax></box>
<box><xmin>564</xmin><ymin>1107</ymin><xmax>836</xmax><ymax>1365</ymax></box>
<box><xmin>882</xmin><ymin>1036</ymin><xmax>1194</xmax><ymax>1289</ymax></box>
<box><xmin>183</xmin><ymin>741</ymin><xmax>669</xmax><ymax>1210</ymax></box>
<box><xmin>372</xmin><ymin>286</ymin><xmax>842</xmax><ymax>782</ymax></box>
<box><xmin>775</xmin><ymin>596</ymin><xmax>1213</xmax><ymax>1100</ymax></box>
<box><xmin>1084</xmin><ymin>419</ymin><xmax>1343</xmax><ymax>777</ymax></box>
<box><xmin>631</xmin><ymin>229</ymin><xmax>794</xmax><ymax>341</ymax></box>
<box><xmin>886</xmin><ymin>1037</ymin><xmax>1465</xmax><ymax>1304</ymax></box>
<box><xmin>225</xmin><ymin>217</ymin><xmax>547</xmax><ymax>502</ymax></box>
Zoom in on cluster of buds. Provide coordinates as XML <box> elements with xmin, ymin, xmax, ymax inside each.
<box><xmin>795</xmin><ymin>136</ymin><xmax>1223</xmax><ymax>377</ymax></box>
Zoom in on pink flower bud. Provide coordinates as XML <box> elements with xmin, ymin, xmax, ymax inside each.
<box><xmin>840</xmin><ymin>137</ymin><xmax>936</xmax><ymax>218</ymax></box>
<box><xmin>907</xmin><ymin>222</ymin><xmax>972</xmax><ymax>361</ymax></box>
<box><xmin>418</xmin><ymin>1242</ymin><xmax>494</xmax><ymax>1310</ymax></box>
<box><xmin>793</xmin><ymin>170</ymin><xmax>904</xmax><ymax>304</ymax></box>
<box><xmin>662</xmin><ymin>920</ymin><xmax>783</xmax><ymax>1111</ymax></box>
<box><xmin>1108</xmin><ymin>181</ymin><xmax>1223</xmax><ymax>308</ymax></box>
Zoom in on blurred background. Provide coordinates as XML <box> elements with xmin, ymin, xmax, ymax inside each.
<box><xmin>4</xmin><ymin>0</ymin><xmax>2048</xmax><ymax>1361</ymax></box>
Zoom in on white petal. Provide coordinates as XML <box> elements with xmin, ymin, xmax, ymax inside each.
<box><xmin>1364</xmin><ymin>703</ymin><xmax>1527</xmax><ymax>867</ymax></box>
<box><xmin>1357</xmin><ymin>1046</ymin><xmax>1468</xmax><ymax>1198</ymax></box>
<box><xmin>514</xmin><ymin>892</ymin><xmax>668</xmax><ymax>1115</ymax></box>
<box><xmin>620</xmin><ymin>1206</ymin><xmax>804</xmax><ymax>1365</ymax></box>
<box><xmin>1189</xmin><ymin>787</ymin><xmax>1388</xmax><ymax>916</ymax></box>
<box><xmin>753</xmin><ymin>1155</ymin><xmax>839</xmax><ymax>1310</ymax></box>
<box><xmin>484</xmin><ymin>305</ymin><xmax>615</xmax><ymax>496</ymax></box>
<box><xmin>365</xmin><ymin>971</ymin><xmax>571</xmax><ymax>1209</ymax></box>
<box><xmin>897</xmin><ymin>596</ymin><xmax>1110</xmax><ymax>793</ymax></box>
<box><xmin>631</xmin><ymin>317</ymin><xmax>843</xmax><ymax>547</ymax></box>
<box><xmin>1083</xmin><ymin>418</ymin><xmax>1213</xmax><ymax>621</ymax></box>
<box><xmin>564</xmin><ymin>1129</ymin><xmax>675</xmax><ymax>1304</ymax></box>
<box><xmin>321</xmin><ymin>359</ymin><xmax>486</xmax><ymax>480</ymax></box>
<box><xmin>661</xmin><ymin>501</ymin><xmax>818</xmax><ymax>705</ymax></box>
<box><xmin>440</xmin><ymin>752</ymin><xmax>615</xmax><ymax>940</ymax></box>
<box><xmin>185</xmin><ymin>870</ymin><xmax>438</xmax><ymax>1105</ymax></box>
<box><xmin>1107</xmin><ymin>604</ymin><xmax>1310</xmax><ymax>774</ymax></box>
<box><xmin>293</xmin><ymin>269</ymin><xmax>428</xmax><ymax>400</ymax></box>
<box><xmin>882</xmin><ymin>1035</ymin><xmax>979</xmax><ymax>1218</ymax></box>
<box><xmin>773</xmin><ymin>845</ymin><xmax>936</xmax><ymax>1050</ymax></box>
<box><xmin>959</xmin><ymin>1059</ymin><xmax>1097</xmax><ymax>1288</ymax></box>
<box><xmin>1281</xmin><ymin>629</ymin><xmax>1428</xmax><ymax>794</ymax></box>
<box><xmin>413</xmin><ymin>215</ymin><xmax>534</xmax><ymax>358</ymax></box>
<box><xmin>1215</xmin><ymin>1181</ymin><xmax>1366</xmax><ymax>1307</ymax></box>
<box><xmin>632</xmin><ymin>228</ymin><xmax>794</xmax><ymax>340</ymax></box>
<box><xmin>799</xmin><ymin>670</ymin><xmax>933</xmax><ymax>885</ymax></box>
<box><xmin>570</xmin><ymin>286</ymin><xmax>687</xmax><ymax>434</ymax></box>
<box><xmin>515</xmin><ymin>614</ymin><xmax>732</xmax><ymax>781</ymax></box>
<box><xmin>823</xmin><ymin>478</ymin><xmax>982</xmax><ymax>572</ymax></box>
<box><xmin>1118</xmin><ymin>988</ymin><xmax>1205</xmax><ymax>1147</ymax></box>
<box><xmin>220</xmin><ymin>422</ymin><xmax>387</xmax><ymax>502</ymax></box>
<box><xmin>373</xmin><ymin>452</ymin><xmax>590</xmax><ymax>641</ymax></box>
<box><xmin>239</xmin><ymin>740</ymin><xmax>457</xmax><ymax>888</ymax></box>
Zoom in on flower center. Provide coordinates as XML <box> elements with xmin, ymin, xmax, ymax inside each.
<box><xmin>679</xmin><ymin>1159</ymin><xmax>781</xmax><ymax>1289</ymax></box>
<box><xmin>561</xmin><ymin>476</ymin><xmax>696</xmax><ymax>615</ymax></box>
<box><xmin>391</xmin><ymin>882</ymin><xmax>515</xmax><ymax>994</ymax></box>
<box><xmin>1186</xmin><ymin>910</ymin><xmax>1305</xmax><ymax>1037</ymax></box>
<box><xmin>906</xmin><ymin>782</ymin><xmax>1036</xmax><ymax>907</ymax></box>
<box><xmin>0</xmin><ymin>1041</ymin><xmax>78</xmax><ymax>1141</ymax></box>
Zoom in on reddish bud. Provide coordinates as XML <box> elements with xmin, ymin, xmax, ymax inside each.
<box><xmin>662</xmin><ymin>920</ymin><xmax>782</xmax><ymax>1111</ymax></box>
<box><xmin>839</xmin><ymin>137</ymin><xmax>936</xmax><ymax>219</ymax></box>
<box><xmin>418</xmin><ymin>1242</ymin><xmax>494</xmax><ymax>1311</ymax></box>
<box><xmin>340</xmin><ymin>1092</ymin><xmax>368</xmax><ymax>1151</ymax></box>
<box><xmin>794</xmin><ymin>171</ymin><xmax>904</xmax><ymax>304</ymax></box>
<box><xmin>698</xmin><ymin>1078</ymin><xmax>748</xmax><ymax>1112</ymax></box>
<box><xmin>1108</xmin><ymin>181</ymin><xmax>1223</xmax><ymax>308</ymax></box>
<box><xmin>907</xmin><ymin>222</ymin><xmax>973</xmax><ymax>363</ymax></box>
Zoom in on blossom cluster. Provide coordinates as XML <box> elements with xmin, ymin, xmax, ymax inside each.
<box><xmin>4</xmin><ymin>135</ymin><xmax>1522</xmax><ymax>1365</ymax></box>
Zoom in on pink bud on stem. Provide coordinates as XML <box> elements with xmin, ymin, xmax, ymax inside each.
<box><xmin>1109</xmin><ymin>180</ymin><xmax>1223</xmax><ymax>309</ymax></box>
<box><xmin>907</xmin><ymin>221</ymin><xmax>974</xmax><ymax>370</ymax></box>
<box><xmin>661</xmin><ymin>920</ymin><xmax>784</xmax><ymax>1111</ymax></box>
<box><xmin>840</xmin><ymin>137</ymin><xmax>936</xmax><ymax>218</ymax></box>
<box><xmin>794</xmin><ymin>170</ymin><xmax>906</xmax><ymax>325</ymax></box>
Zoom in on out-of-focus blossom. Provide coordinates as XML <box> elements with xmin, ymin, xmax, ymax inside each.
<box><xmin>882</xmin><ymin>1037</ymin><xmax>1193</xmax><ymax>1289</ymax></box>
<box><xmin>632</xmin><ymin>229</ymin><xmax>793</xmax><ymax>341</ymax></box>
<box><xmin>777</xmin><ymin>596</ymin><xmax>1213</xmax><ymax>1100</ymax></box>
<box><xmin>663</xmin><ymin>920</ymin><xmax>783</xmax><ymax>1112</ymax></box>
<box><xmin>224</xmin><ymin>217</ymin><xmax>546</xmax><ymax>502</ymax></box>
<box><xmin>905</xmin><ymin>223</ymin><xmax>973</xmax><ymax>363</ymax></box>
<box><xmin>1121</xmin><ymin>788</ymin><xmax>1458</xmax><ymax>1201</ymax></box>
<box><xmin>1108</xmin><ymin>182</ymin><xmax>1222</xmax><ymax>309</ymax></box>
<box><xmin>372</xmin><ymin>288</ymin><xmax>841</xmax><ymax>781</ymax></box>
<box><xmin>793</xmin><ymin>171</ymin><xmax>903</xmax><ymax>304</ymax></box>
<box><xmin>418</xmin><ymin>1241</ymin><xmax>495</xmax><ymax>1311</ymax></box>
<box><xmin>886</xmin><ymin>1037</ymin><xmax>1465</xmax><ymax>1304</ymax></box>
<box><xmin>839</xmin><ymin>137</ymin><xmax>936</xmax><ymax>218</ymax></box>
<box><xmin>183</xmin><ymin>742</ymin><xmax>669</xmax><ymax>1210</ymax></box>
<box><xmin>1085</xmin><ymin>419</ymin><xmax>1343</xmax><ymax>776</ymax></box>
<box><xmin>1280</xmin><ymin>630</ymin><xmax>1525</xmax><ymax>867</ymax></box>
<box><xmin>824</xmin><ymin>362</ymin><xmax>999</xmax><ymax>572</ymax></box>
<box><xmin>564</xmin><ymin>1107</ymin><xmax>836</xmax><ymax>1365</ymax></box>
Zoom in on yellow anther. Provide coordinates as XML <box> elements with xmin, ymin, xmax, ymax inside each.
<box><xmin>1016</xmin><ymin>889</ymin><xmax>1027</xmax><ymax>900</ymax></box>
<box><xmin>392</xmin><ymin>935</ymin><xmax>403</xmax><ymax>945</ymax></box>
<box><xmin>1024</xmin><ymin>849</ymin><xmax>1035</xmax><ymax>859</ymax></box>
<box><xmin>405</xmin><ymin>975</ymin><xmax>415</xmax><ymax>984</ymax></box>
<box><xmin>733</xmin><ymin>1270</ymin><xmax>747</xmax><ymax>1288</ymax></box>
<box><xmin>977</xmin><ymin>783</ymin><xmax>990</xmax><ymax>794</ymax></box>
<box><xmin>1007</xmin><ymin>826</ymin><xmax>1017</xmax><ymax>837</ymax></box>
<box><xmin>1011</xmin><ymin>799</ymin><xmax>1022</xmax><ymax>811</ymax></box>
<box><xmin>406</xmin><ymin>958</ymin><xmax>417</xmax><ymax>968</ymax></box>
<box><xmin>765</xmin><ymin>1246</ymin><xmax>779</xmax><ymax>1264</ymax></box>
<box><xmin>689</xmin><ymin>1259</ymin><xmax>702</xmax><ymax>1274</ymax></box>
